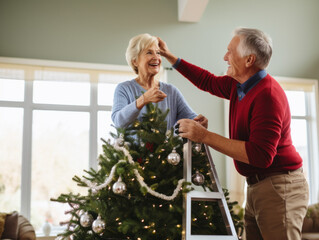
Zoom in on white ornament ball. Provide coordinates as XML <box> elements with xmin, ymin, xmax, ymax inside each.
<box><xmin>167</xmin><ymin>148</ymin><xmax>181</xmax><ymax>165</ymax></box>
<box><xmin>112</xmin><ymin>177</ymin><xmax>127</xmax><ymax>195</ymax></box>
<box><xmin>192</xmin><ymin>171</ymin><xmax>205</xmax><ymax>185</ymax></box>
<box><xmin>80</xmin><ymin>212</ymin><xmax>93</xmax><ymax>227</ymax></box>
<box><xmin>92</xmin><ymin>215</ymin><xmax>106</xmax><ymax>234</ymax></box>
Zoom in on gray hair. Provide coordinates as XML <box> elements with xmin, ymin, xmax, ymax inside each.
<box><xmin>233</xmin><ymin>28</ymin><xmax>273</xmax><ymax>69</ymax></box>
<box><xmin>125</xmin><ymin>33</ymin><xmax>158</xmax><ymax>74</ymax></box>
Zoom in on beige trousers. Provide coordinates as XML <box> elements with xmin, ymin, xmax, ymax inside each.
<box><xmin>244</xmin><ymin>168</ymin><xmax>309</xmax><ymax>240</ymax></box>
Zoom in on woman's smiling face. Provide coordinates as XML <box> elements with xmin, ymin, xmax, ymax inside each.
<box><xmin>135</xmin><ymin>43</ymin><xmax>162</xmax><ymax>77</ymax></box>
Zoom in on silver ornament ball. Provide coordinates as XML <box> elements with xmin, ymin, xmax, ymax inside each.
<box><xmin>192</xmin><ymin>171</ymin><xmax>205</xmax><ymax>185</ymax></box>
<box><xmin>167</xmin><ymin>148</ymin><xmax>181</xmax><ymax>165</ymax></box>
<box><xmin>92</xmin><ymin>215</ymin><xmax>106</xmax><ymax>234</ymax></box>
<box><xmin>80</xmin><ymin>212</ymin><xmax>93</xmax><ymax>227</ymax></box>
<box><xmin>112</xmin><ymin>177</ymin><xmax>127</xmax><ymax>195</ymax></box>
<box><xmin>194</xmin><ymin>143</ymin><xmax>202</xmax><ymax>152</ymax></box>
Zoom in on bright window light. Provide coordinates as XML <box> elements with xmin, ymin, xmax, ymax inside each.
<box><xmin>0</xmin><ymin>107</ymin><xmax>23</xmax><ymax>212</ymax></box>
<box><xmin>31</xmin><ymin>110</ymin><xmax>89</xmax><ymax>229</ymax></box>
<box><xmin>0</xmin><ymin>78</ymin><xmax>25</xmax><ymax>101</ymax></box>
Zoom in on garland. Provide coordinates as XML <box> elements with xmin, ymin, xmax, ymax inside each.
<box><xmin>83</xmin><ymin>142</ymin><xmax>185</xmax><ymax>201</ymax></box>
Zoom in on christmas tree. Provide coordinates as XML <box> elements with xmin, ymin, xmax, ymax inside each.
<box><xmin>52</xmin><ymin>103</ymin><xmax>243</xmax><ymax>240</ymax></box>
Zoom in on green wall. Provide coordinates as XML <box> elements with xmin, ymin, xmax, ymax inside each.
<box><xmin>1</xmin><ymin>0</ymin><xmax>319</xmax><ymax>185</ymax></box>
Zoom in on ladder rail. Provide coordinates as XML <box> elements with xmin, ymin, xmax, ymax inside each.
<box><xmin>182</xmin><ymin>139</ymin><xmax>238</xmax><ymax>240</ymax></box>
<box><xmin>204</xmin><ymin>144</ymin><xmax>237</xmax><ymax>236</ymax></box>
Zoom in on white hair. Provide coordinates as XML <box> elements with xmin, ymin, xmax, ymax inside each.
<box><xmin>233</xmin><ymin>27</ymin><xmax>273</xmax><ymax>69</ymax></box>
<box><xmin>125</xmin><ymin>33</ymin><xmax>159</xmax><ymax>74</ymax></box>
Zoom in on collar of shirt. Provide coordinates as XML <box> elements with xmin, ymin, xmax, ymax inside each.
<box><xmin>236</xmin><ymin>70</ymin><xmax>267</xmax><ymax>101</ymax></box>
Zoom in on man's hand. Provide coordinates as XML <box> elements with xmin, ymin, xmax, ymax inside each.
<box><xmin>177</xmin><ymin>119</ymin><xmax>208</xmax><ymax>143</ymax></box>
<box><xmin>157</xmin><ymin>37</ymin><xmax>170</xmax><ymax>57</ymax></box>
<box><xmin>194</xmin><ymin>114</ymin><xmax>208</xmax><ymax>129</ymax></box>
<box><xmin>157</xmin><ymin>37</ymin><xmax>178</xmax><ymax>65</ymax></box>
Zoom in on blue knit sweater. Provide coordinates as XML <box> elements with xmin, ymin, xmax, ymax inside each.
<box><xmin>111</xmin><ymin>79</ymin><xmax>197</xmax><ymax>129</ymax></box>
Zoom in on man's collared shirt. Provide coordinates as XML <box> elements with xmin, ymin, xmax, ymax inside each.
<box><xmin>237</xmin><ymin>70</ymin><xmax>267</xmax><ymax>101</ymax></box>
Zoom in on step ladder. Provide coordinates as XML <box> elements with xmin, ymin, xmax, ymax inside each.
<box><xmin>182</xmin><ymin>140</ymin><xmax>238</xmax><ymax>240</ymax></box>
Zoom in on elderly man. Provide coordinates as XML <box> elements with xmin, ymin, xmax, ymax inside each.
<box><xmin>158</xmin><ymin>28</ymin><xmax>309</xmax><ymax>240</ymax></box>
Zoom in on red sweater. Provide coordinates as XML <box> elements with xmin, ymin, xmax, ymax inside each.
<box><xmin>176</xmin><ymin>59</ymin><xmax>303</xmax><ymax>177</ymax></box>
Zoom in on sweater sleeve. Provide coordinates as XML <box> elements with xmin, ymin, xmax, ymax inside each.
<box><xmin>175</xmin><ymin>59</ymin><xmax>234</xmax><ymax>100</ymax></box>
<box><xmin>111</xmin><ymin>83</ymin><xmax>141</xmax><ymax>128</ymax></box>
<box><xmin>245</xmin><ymin>89</ymin><xmax>285</xmax><ymax>168</ymax></box>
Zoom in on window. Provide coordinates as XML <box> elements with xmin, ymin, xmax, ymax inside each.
<box><xmin>0</xmin><ymin>57</ymin><xmax>138</xmax><ymax>235</ymax></box>
<box><xmin>278</xmin><ymin>77</ymin><xmax>319</xmax><ymax>204</ymax></box>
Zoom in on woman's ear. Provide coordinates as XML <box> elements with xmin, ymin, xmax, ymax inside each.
<box><xmin>132</xmin><ymin>59</ymin><xmax>138</xmax><ymax>67</ymax></box>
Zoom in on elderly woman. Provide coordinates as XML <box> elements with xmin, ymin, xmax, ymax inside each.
<box><xmin>112</xmin><ymin>33</ymin><xmax>207</xmax><ymax>129</ymax></box>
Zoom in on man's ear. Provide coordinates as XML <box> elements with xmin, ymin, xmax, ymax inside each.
<box><xmin>246</xmin><ymin>54</ymin><xmax>256</xmax><ymax>67</ymax></box>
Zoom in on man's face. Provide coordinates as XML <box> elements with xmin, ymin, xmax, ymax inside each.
<box><xmin>224</xmin><ymin>36</ymin><xmax>247</xmax><ymax>82</ymax></box>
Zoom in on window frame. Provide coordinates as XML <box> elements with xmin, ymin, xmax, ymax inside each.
<box><xmin>0</xmin><ymin>57</ymin><xmax>142</xmax><ymax>224</ymax></box>
<box><xmin>276</xmin><ymin>76</ymin><xmax>319</xmax><ymax>204</ymax></box>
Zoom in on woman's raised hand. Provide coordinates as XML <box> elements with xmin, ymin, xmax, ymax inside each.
<box><xmin>144</xmin><ymin>85</ymin><xmax>167</xmax><ymax>104</ymax></box>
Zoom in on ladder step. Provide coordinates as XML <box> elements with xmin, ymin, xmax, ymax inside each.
<box><xmin>186</xmin><ymin>236</ymin><xmax>238</xmax><ymax>240</ymax></box>
<box><xmin>187</xmin><ymin>190</ymin><xmax>224</xmax><ymax>200</ymax></box>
